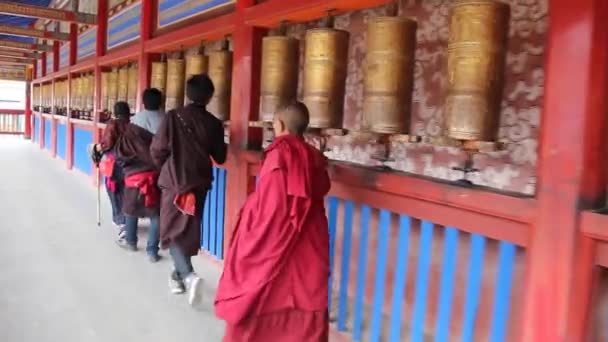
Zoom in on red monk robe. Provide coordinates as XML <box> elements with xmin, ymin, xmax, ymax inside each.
<box><xmin>215</xmin><ymin>135</ymin><xmax>331</xmax><ymax>342</ymax></box>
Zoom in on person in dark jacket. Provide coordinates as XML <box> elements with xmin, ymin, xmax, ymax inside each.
<box><xmin>151</xmin><ymin>74</ymin><xmax>227</xmax><ymax>305</ymax></box>
<box><xmin>95</xmin><ymin>102</ymin><xmax>162</xmax><ymax>263</ymax></box>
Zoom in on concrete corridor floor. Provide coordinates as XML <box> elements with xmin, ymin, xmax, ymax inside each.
<box><xmin>0</xmin><ymin>138</ymin><xmax>225</xmax><ymax>342</ymax></box>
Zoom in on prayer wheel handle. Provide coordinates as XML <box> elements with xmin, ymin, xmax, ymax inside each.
<box><xmin>221</xmin><ymin>37</ymin><xmax>229</xmax><ymax>51</ymax></box>
<box><xmin>197</xmin><ymin>41</ymin><xmax>205</xmax><ymax>55</ymax></box>
<box><xmin>320</xmin><ymin>9</ymin><xmax>337</xmax><ymax>29</ymax></box>
<box><xmin>386</xmin><ymin>0</ymin><xmax>399</xmax><ymax>17</ymax></box>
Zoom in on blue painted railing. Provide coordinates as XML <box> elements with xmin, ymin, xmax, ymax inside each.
<box><xmin>44</xmin><ymin>119</ymin><xmax>52</xmax><ymax>151</ymax></box>
<box><xmin>32</xmin><ymin>116</ymin><xmax>38</xmax><ymax>143</ymax></box>
<box><xmin>200</xmin><ymin>166</ymin><xmax>227</xmax><ymax>259</ymax></box>
<box><xmin>56</xmin><ymin>122</ymin><xmax>66</xmax><ymax>160</ymax></box>
<box><xmin>326</xmin><ymin>197</ymin><xmax>519</xmax><ymax>342</ymax></box>
<box><xmin>73</xmin><ymin>128</ymin><xmax>93</xmax><ymax>175</ymax></box>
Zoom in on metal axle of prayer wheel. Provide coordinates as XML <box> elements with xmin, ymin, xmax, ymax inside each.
<box><xmin>303</xmin><ymin>12</ymin><xmax>349</xmax><ymax>131</ymax></box>
<box><xmin>184</xmin><ymin>43</ymin><xmax>209</xmax><ymax>105</ymax></box>
<box><xmin>166</xmin><ymin>50</ymin><xmax>185</xmax><ymax>111</ymax></box>
<box><xmin>208</xmin><ymin>38</ymin><xmax>233</xmax><ymax>122</ymax></box>
<box><xmin>444</xmin><ymin>0</ymin><xmax>510</xmax><ymax>187</ymax></box>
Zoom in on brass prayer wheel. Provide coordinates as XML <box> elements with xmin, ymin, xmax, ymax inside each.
<box><xmin>303</xmin><ymin>28</ymin><xmax>349</xmax><ymax>128</ymax></box>
<box><xmin>87</xmin><ymin>73</ymin><xmax>95</xmax><ymax>110</ymax></box>
<box><xmin>166</xmin><ymin>57</ymin><xmax>185</xmax><ymax>111</ymax></box>
<box><xmin>207</xmin><ymin>48</ymin><xmax>232</xmax><ymax>121</ymax></box>
<box><xmin>117</xmin><ymin>66</ymin><xmax>129</xmax><ymax>102</ymax></box>
<box><xmin>107</xmin><ymin>68</ymin><xmax>118</xmax><ymax>113</ymax></box>
<box><xmin>184</xmin><ymin>53</ymin><xmax>208</xmax><ymax>104</ymax></box>
<box><xmin>101</xmin><ymin>72</ymin><xmax>109</xmax><ymax>111</ymax></box>
<box><xmin>150</xmin><ymin>60</ymin><xmax>167</xmax><ymax>94</ymax></box>
<box><xmin>127</xmin><ymin>63</ymin><xmax>138</xmax><ymax>112</ymax></box>
<box><xmin>445</xmin><ymin>0</ymin><xmax>510</xmax><ymax>142</ymax></box>
<box><xmin>73</xmin><ymin>77</ymin><xmax>81</xmax><ymax>110</ymax></box>
<box><xmin>259</xmin><ymin>35</ymin><xmax>299</xmax><ymax>122</ymax></box>
<box><xmin>363</xmin><ymin>16</ymin><xmax>417</xmax><ymax>134</ymax></box>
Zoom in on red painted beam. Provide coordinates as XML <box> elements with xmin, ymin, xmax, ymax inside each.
<box><xmin>0</xmin><ymin>109</ymin><xmax>24</xmax><ymax>114</ymax></box>
<box><xmin>0</xmin><ymin>50</ymin><xmax>38</xmax><ymax>59</ymax></box>
<box><xmin>0</xmin><ymin>24</ymin><xmax>69</xmax><ymax>41</ymax></box>
<box><xmin>581</xmin><ymin>211</ymin><xmax>608</xmax><ymax>242</ymax></box>
<box><xmin>70</xmin><ymin>59</ymin><xmax>95</xmax><ymax>74</ymax></box>
<box><xmin>98</xmin><ymin>43</ymin><xmax>139</xmax><ymax>66</ymax></box>
<box><xmin>0</xmin><ymin>1</ymin><xmax>96</xmax><ymax>25</ymax></box>
<box><xmin>521</xmin><ymin>0</ymin><xmax>608</xmax><ymax>341</ymax></box>
<box><xmin>0</xmin><ymin>56</ymin><xmax>33</xmax><ymax>64</ymax></box>
<box><xmin>0</xmin><ymin>38</ymin><xmax>52</xmax><ymax>52</ymax></box>
<box><xmin>244</xmin><ymin>0</ymin><xmax>392</xmax><ymax>27</ymax></box>
<box><xmin>144</xmin><ymin>13</ymin><xmax>237</xmax><ymax>53</ymax></box>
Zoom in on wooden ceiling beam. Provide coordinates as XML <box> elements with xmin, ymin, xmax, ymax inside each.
<box><xmin>0</xmin><ymin>24</ymin><xmax>69</xmax><ymax>41</ymax></box>
<box><xmin>0</xmin><ymin>39</ymin><xmax>53</xmax><ymax>52</ymax></box>
<box><xmin>0</xmin><ymin>1</ymin><xmax>96</xmax><ymax>25</ymax></box>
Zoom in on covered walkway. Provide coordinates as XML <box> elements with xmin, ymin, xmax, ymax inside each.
<box><xmin>0</xmin><ymin>138</ymin><xmax>225</xmax><ymax>342</ymax></box>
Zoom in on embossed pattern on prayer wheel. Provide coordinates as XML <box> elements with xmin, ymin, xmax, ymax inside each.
<box><xmin>101</xmin><ymin>72</ymin><xmax>109</xmax><ymax>111</ymax></box>
<box><xmin>259</xmin><ymin>36</ymin><xmax>299</xmax><ymax>122</ymax></box>
<box><xmin>33</xmin><ymin>85</ymin><xmax>39</xmax><ymax>107</ymax></box>
<box><xmin>150</xmin><ymin>61</ymin><xmax>167</xmax><ymax>93</ymax></box>
<box><xmin>184</xmin><ymin>54</ymin><xmax>208</xmax><ymax>104</ymax></box>
<box><xmin>445</xmin><ymin>0</ymin><xmax>510</xmax><ymax>141</ymax></box>
<box><xmin>166</xmin><ymin>58</ymin><xmax>185</xmax><ymax>111</ymax></box>
<box><xmin>363</xmin><ymin>17</ymin><xmax>417</xmax><ymax>134</ymax></box>
<box><xmin>117</xmin><ymin>67</ymin><xmax>129</xmax><ymax>102</ymax></box>
<box><xmin>127</xmin><ymin>64</ymin><xmax>138</xmax><ymax>111</ymax></box>
<box><xmin>207</xmin><ymin>50</ymin><xmax>232</xmax><ymax>121</ymax></box>
<box><xmin>303</xmin><ymin>28</ymin><xmax>349</xmax><ymax>129</ymax></box>
<box><xmin>107</xmin><ymin>69</ymin><xmax>118</xmax><ymax>113</ymax></box>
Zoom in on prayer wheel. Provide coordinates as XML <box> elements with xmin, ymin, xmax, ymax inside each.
<box><xmin>73</xmin><ymin>77</ymin><xmax>81</xmax><ymax>110</ymax></box>
<box><xmin>150</xmin><ymin>60</ymin><xmax>167</xmax><ymax>94</ymax></box>
<box><xmin>259</xmin><ymin>35</ymin><xmax>299</xmax><ymax>122</ymax></box>
<box><xmin>127</xmin><ymin>63</ymin><xmax>138</xmax><ymax>112</ymax></box>
<box><xmin>107</xmin><ymin>68</ymin><xmax>118</xmax><ymax>113</ymax></box>
<box><xmin>445</xmin><ymin>0</ymin><xmax>510</xmax><ymax>142</ymax></box>
<box><xmin>303</xmin><ymin>28</ymin><xmax>349</xmax><ymax>128</ymax></box>
<box><xmin>166</xmin><ymin>57</ymin><xmax>185</xmax><ymax>111</ymax></box>
<box><xmin>117</xmin><ymin>66</ymin><xmax>129</xmax><ymax>103</ymax></box>
<box><xmin>207</xmin><ymin>46</ymin><xmax>232</xmax><ymax>121</ymax></box>
<box><xmin>101</xmin><ymin>72</ymin><xmax>109</xmax><ymax>111</ymax></box>
<box><xmin>363</xmin><ymin>16</ymin><xmax>417</xmax><ymax>134</ymax></box>
<box><xmin>85</xmin><ymin>73</ymin><xmax>94</xmax><ymax>111</ymax></box>
<box><xmin>184</xmin><ymin>53</ymin><xmax>208</xmax><ymax>104</ymax></box>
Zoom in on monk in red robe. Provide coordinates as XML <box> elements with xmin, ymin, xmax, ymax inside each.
<box><xmin>215</xmin><ymin>102</ymin><xmax>331</xmax><ymax>342</ymax></box>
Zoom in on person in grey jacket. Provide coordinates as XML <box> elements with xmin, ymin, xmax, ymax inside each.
<box><xmin>131</xmin><ymin>88</ymin><xmax>164</xmax><ymax>134</ymax></box>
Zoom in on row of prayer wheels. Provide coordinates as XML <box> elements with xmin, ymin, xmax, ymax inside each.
<box><xmin>149</xmin><ymin>41</ymin><xmax>233</xmax><ymax>120</ymax></box>
<box><xmin>259</xmin><ymin>0</ymin><xmax>510</xmax><ymax>144</ymax></box>
<box><xmin>35</xmin><ymin>83</ymin><xmax>53</xmax><ymax>113</ymax></box>
<box><xmin>53</xmin><ymin>79</ymin><xmax>69</xmax><ymax>115</ymax></box>
<box><xmin>100</xmin><ymin>63</ymin><xmax>139</xmax><ymax>114</ymax></box>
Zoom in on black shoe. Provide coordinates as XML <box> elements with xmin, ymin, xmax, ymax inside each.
<box><xmin>148</xmin><ymin>254</ymin><xmax>161</xmax><ymax>263</ymax></box>
<box><xmin>169</xmin><ymin>270</ymin><xmax>186</xmax><ymax>294</ymax></box>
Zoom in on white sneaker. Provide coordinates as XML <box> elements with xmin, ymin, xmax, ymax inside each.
<box><xmin>185</xmin><ymin>274</ymin><xmax>203</xmax><ymax>307</ymax></box>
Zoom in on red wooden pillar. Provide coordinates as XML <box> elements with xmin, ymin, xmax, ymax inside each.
<box><xmin>24</xmin><ymin>81</ymin><xmax>32</xmax><ymax>139</ymax></box>
<box><xmin>66</xmin><ymin>23</ymin><xmax>77</xmax><ymax>170</ymax></box>
<box><xmin>41</xmin><ymin>51</ymin><xmax>47</xmax><ymax>77</ymax></box>
<box><xmin>94</xmin><ymin>0</ymin><xmax>108</xmax><ymax>135</ymax></box>
<box><xmin>51</xmin><ymin>78</ymin><xmax>56</xmax><ymax>157</ymax></box>
<box><xmin>137</xmin><ymin>0</ymin><xmax>157</xmax><ymax>112</ymax></box>
<box><xmin>223</xmin><ymin>0</ymin><xmax>264</xmax><ymax>252</ymax></box>
<box><xmin>53</xmin><ymin>23</ymin><xmax>60</xmax><ymax>73</ymax></box>
<box><xmin>521</xmin><ymin>0</ymin><xmax>608</xmax><ymax>340</ymax></box>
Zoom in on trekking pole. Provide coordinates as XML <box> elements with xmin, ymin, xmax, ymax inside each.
<box><xmin>96</xmin><ymin>165</ymin><xmax>101</xmax><ymax>227</ymax></box>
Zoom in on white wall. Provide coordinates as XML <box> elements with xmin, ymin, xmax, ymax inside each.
<box><xmin>0</xmin><ymin>80</ymin><xmax>25</xmax><ymax>110</ymax></box>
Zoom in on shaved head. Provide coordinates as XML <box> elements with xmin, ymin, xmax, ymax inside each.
<box><xmin>274</xmin><ymin>101</ymin><xmax>310</xmax><ymax>136</ymax></box>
